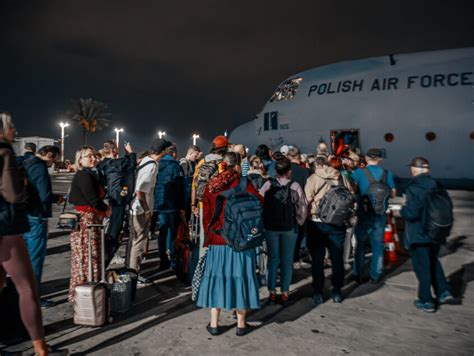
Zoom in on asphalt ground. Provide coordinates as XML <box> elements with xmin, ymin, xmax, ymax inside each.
<box><xmin>1</xmin><ymin>174</ymin><xmax>473</xmax><ymax>355</ymax></box>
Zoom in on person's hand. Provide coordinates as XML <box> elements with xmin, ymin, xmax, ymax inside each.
<box><xmin>105</xmin><ymin>206</ymin><xmax>112</xmax><ymax>217</ymax></box>
<box><xmin>125</xmin><ymin>143</ymin><xmax>133</xmax><ymax>154</ymax></box>
<box><xmin>144</xmin><ymin>210</ymin><xmax>153</xmax><ymax>220</ymax></box>
<box><xmin>192</xmin><ymin>206</ymin><xmax>199</xmax><ymax>217</ymax></box>
<box><xmin>56</xmin><ymin>195</ymin><xmax>65</xmax><ymax>205</ymax></box>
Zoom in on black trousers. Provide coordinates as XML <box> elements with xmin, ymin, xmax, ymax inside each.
<box><xmin>307</xmin><ymin>220</ymin><xmax>346</xmax><ymax>294</ymax></box>
<box><xmin>105</xmin><ymin>203</ymin><xmax>126</xmax><ymax>266</ymax></box>
<box><xmin>293</xmin><ymin>222</ymin><xmax>307</xmax><ymax>262</ymax></box>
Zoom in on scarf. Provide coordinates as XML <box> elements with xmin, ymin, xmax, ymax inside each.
<box><xmin>207</xmin><ymin>169</ymin><xmax>240</xmax><ymax>194</ymax></box>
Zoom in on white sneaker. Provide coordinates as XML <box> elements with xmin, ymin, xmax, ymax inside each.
<box><xmin>299</xmin><ymin>261</ymin><xmax>311</xmax><ymax>269</ymax></box>
<box><xmin>110</xmin><ymin>254</ymin><xmax>125</xmax><ymax>265</ymax></box>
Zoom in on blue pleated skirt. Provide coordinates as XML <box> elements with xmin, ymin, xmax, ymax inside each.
<box><xmin>196</xmin><ymin>245</ymin><xmax>261</xmax><ymax>310</ymax></box>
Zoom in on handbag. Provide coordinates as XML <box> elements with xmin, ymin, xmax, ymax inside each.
<box><xmin>191</xmin><ymin>249</ymin><xmax>208</xmax><ymax>302</ymax></box>
<box><xmin>57</xmin><ymin>193</ymin><xmax>80</xmax><ymax>230</ymax></box>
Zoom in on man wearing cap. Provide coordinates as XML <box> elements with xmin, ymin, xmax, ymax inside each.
<box><xmin>401</xmin><ymin>157</ymin><xmax>453</xmax><ymax>312</ymax></box>
<box><xmin>126</xmin><ymin>139</ymin><xmax>164</xmax><ymax>280</ymax></box>
<box><xmin>351</xmin><ymin>148</ymin><xmax>396</xmax><ymax>283</ymax></box>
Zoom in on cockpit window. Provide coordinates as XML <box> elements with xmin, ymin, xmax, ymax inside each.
<box><xmin>269</xmin><ymin>77</ymin><xmax>303</xmax><ymax>102</ymax></box>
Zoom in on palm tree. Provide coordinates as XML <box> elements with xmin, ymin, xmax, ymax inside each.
<box><xmin>66</xmin><ymin>98</ymin><xmax>112</xmax><ymax>144</ymax></box>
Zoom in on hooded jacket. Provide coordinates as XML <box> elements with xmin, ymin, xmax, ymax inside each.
<box><xmin>401</xmin><ymin>173</ymin><xmax>438</xmax><ymax>247</ymax></box>
<box><xmin>305</xmin><ymin>166</ymin><xmax>353</xmax><ymax>219</ymax></box>
<box><xmin>154</xmin><ymin>154</ymin><xmax>185</xmax><ymax>212</ymax></box>
<box><xmin>23</xmin><ymin>155</ymin><xmax>57</xmax><ymax>218</ymax></box>
<box><xmin>0</xmin><ymin>140</ymin><xmax>30</xmax><ymax>235</ymax></box>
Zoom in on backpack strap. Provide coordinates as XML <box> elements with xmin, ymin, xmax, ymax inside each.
<box><xmin>362</xmin><ymin>168</ymin><xmax>376</xmax><ymax>184</ymax></box>
<box><xmin>137</xmin><ymin>160</ymin><xmax>157</xmax><ymax>172</ymax></box>
<box><xmin>380</xmin><ymin>169</ymin><xmax>387</xmax><ymax>183</ymax></box>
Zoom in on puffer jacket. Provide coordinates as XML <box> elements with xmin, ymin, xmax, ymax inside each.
<box><xmin>305</xmin><ymin>166</ymin><xmax>353</xmax><ymax>220</ymax></box>
<box><xmin>0</xmin><ymin>140</ymin><xmax>30</xmax><ymax>235</ymax></box>
<box><xmin>23</xmin><ymin>155</ymin><xmax>56</xmax><ymax>218</ymax></box>
<box><xmin>401</xmin><ymin>173</ymin><xmax>438</xmax><ymax>247</ymax></box>
<box><xmin>154</xmin><ymin>155</ymin><xmax>185</xmax><ymax>212</ymax></box>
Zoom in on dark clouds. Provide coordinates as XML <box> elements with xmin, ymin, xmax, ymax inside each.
<box><xmin>1</xmin><ymin>0</ymin><xmax>473</xmax><ymax>155</ymax></box>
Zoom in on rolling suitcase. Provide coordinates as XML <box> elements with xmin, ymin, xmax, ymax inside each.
<box><xmin>73</xmin><ymin>223</ymin><xmax>110</xmax><ymax>326</ymax></box>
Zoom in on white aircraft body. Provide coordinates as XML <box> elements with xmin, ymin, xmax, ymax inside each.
<box><xmin>230</xmin><ymin>47</ymin><xmax>474</xmax><ymax>188</ymax></box>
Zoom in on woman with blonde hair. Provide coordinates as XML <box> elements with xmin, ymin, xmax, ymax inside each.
<box><xmin>0</xmin><ymin>112</ymin><xmax>49</xmax><ymax>355</ymax></box>
<box><xmin>68</xmin><ymin>146</ymin><xmax>111</xmax><ymax>302</ymax></box>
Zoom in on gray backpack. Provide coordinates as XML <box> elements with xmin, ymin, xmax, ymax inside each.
<box><xmin>363</xmin><ymin>168</ymin><xmax>390</xmax><ymax>215</ymax></box>
<box><xmin>318</xmin><ymin>177</ymin><xmax>355</xmax><ymax>226</ymax></box>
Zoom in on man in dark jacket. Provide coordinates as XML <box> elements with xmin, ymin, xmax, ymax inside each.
<box><xmin>97</xmin><ymin>140</ymin><xmax>137</xmax><ymax>266</ymax></box>
<box><xmin>22</xmin><ymin>145</ymin><xmax>63</xmax><ymax>307</ymax></box>
<box><xmin>16</xmin><ymin>142</ymin><xmax>36</xmax><ymax>166</ymax></box>
<box><xmin>401</xmin><ymin>157</ymin><xmax>453</xmax><ymax>313</ymax></box>
<box><xmin>154</xmin><ymin>144</ymin><xmax>185</xmax><ymax>270</ymax></box>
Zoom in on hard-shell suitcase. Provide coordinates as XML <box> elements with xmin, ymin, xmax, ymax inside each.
<box><xmin>73</xmin><ymin>223</ymin><xmax>110</xmax><ymax>326</ymax></box>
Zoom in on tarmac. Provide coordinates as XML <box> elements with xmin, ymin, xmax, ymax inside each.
<box><xmin>1</xmin><ymin>173</ymin><xmax>473</xmax><ymax>356</ymax></box>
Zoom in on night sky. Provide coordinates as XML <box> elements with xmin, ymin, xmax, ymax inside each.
<box><xmin>1</xmin><ymin>0</ymin><xmax>473</xmax><ymax>157</ymax></box>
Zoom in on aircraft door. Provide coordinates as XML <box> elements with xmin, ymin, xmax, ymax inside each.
<box><xmin>330</xmin><ymin>129</ymin><xmax>360</xmax><ymax>157</ymax></box>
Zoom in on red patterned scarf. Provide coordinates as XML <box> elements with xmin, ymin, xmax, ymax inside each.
<box><xmin>207</xmin><ymin>169</ymin><xmax>240</xmax><ymax>194</ymax></box>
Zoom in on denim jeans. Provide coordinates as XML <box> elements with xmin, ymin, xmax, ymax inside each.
<box><xmin>266</xmin><ymin>229</ymin><xmax>298</xmax><ymax>292</ymax></box>
<box><xmin>158</xmin><ymin>211</ymin><xmax>180</xmax><ymax>268</ymax></box>
<box><xmin>307</xmin><ymin>220</ymin><xmax>346</xmax><ymax>294</ymax></box>
<box><xmin>410</xmin><ymin>243</ymin><xmax>450</xmax><ymax>303</ymax></box>
<box><xmin>353</xmin><ymin>213</ymin><xmax>386</xmax><ymax>280</ymax></box>
<box><xmin>23</xmin><ymin>216</ymin><xmax>48</xmax><ymax>286</ymax></box>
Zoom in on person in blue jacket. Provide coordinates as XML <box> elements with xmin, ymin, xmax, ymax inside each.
<box><xmin>22</xmin><ymin>145</ymin><xmax>64</xmax><ymax>308</ymax></box>
<box><xmin>401</xmin><ymin>157</ymin><xmax>454</xmax><ymax>313</ymax></box>
<box><xmin>154</xmin><ymin>143</ymin><xmax>185</xmax><ymax>270</ymax></box>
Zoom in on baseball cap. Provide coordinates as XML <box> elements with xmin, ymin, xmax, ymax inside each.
<box><xmin>407</xmin><ymin>157</ymin><xmax>430</xmax><ymax>169</ymax></box>
<box><xmin>280</xmin><ymin>145</ymin><xmax>290</xmax><ymax>155</ymax></box>
<box><xmin>366</xmin><ymin>148</ymin><xmax>383</xmax><ymax>159</ymax></box>
<box><xmin>150</xmin><ymin>138</ymin><xmax>173</xmax><ymax>154</ymax></box>
<box><xmin>212</xmin><ymin>135</ymin><xmax>229</xmax><ymax>149</ymax></box>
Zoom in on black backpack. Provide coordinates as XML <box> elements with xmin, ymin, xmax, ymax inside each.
<box><xmin>423</xmin><ymin>185</ymin><xmax>453</xmax><ymax>243</ymax></box>
<box><xmin>263</xmin><ymin>179</ymin><xmax>295</xmax><ymax>231</ymax></box>
<box><xmin>318</xmin><ymin>177</ymin><xmax>355</xmax><ymax>226</ymax></box>
<box><xmin>363</xmin><ymin>168</ymin><xmax>390</xmax><ymax>215</ymax></box>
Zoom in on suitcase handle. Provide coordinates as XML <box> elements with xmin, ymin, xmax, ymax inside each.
<box><xmin>86</xmin><ymin>224</ymin><xmax>106</xmax><ymax>283</ymax></box>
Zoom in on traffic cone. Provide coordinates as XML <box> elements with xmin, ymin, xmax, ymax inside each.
<box><xmin>390</xmin><ymin>214</ymin><xmax>402</xmax><ymax>253</ymax></box>
<box><xmin>384</xmin><ymin>224</ymin><xmax>398</xmax><ymax>265</ymax></box>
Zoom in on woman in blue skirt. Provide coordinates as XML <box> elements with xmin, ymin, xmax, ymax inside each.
<box><xmin>197</xmin><ymin>152</ymin><xmax>263</xmax><ymax>336</ymax></box>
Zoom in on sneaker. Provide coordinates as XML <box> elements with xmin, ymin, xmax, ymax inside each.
<box><xmin>267</xmin><ymin>292</ymin><xmax>277</xmax><ymax>305</ymax></box>
<box><xmin>312</xmin><ymin>293</ymin><xmax>323</xmax><ymax>305</ymax></box>
<box><xmin>369</xmin><ymin>277</ymin><xmax>381</xmax><ymax>284</ymax></box>
<box><xmin>137</xmin><ymin>275</ymin><xmax>151</xmax><ymax>285</ymax></box>
<box><xmin>414</xmin><ymin>299</ymin><xmax>436</xmax><ymax>313</ymax></box>
<box><xmin>331</xmin><ymin>291</ymin><xmax>343</xmax><ymax>303</ymax></box>
<box><xmin>351</xmin><ymin>274</ymin><xmax>363</xmax><ymax>284</ymax></box>
<box><xmin>299</xmin><ymin>261</ymin><xmax>311</xmax><ymax>269</ymax></box>
<box><xmin>110</xmin><ymin>254</ymin><xmax>125</xmax><ymax>265</ymax></box>
<box><xmin>280</xmin><ymin>293</ymin><xmax>289</xmax><ymax>306</ymax></box>
<box><xmin>40</xmin><ymin>299</ymin><xmax>56</xmax><ymax>309</ymax></box>
<box><xmin>438</xmin><ymin>291</ymin><xmax>455</xmax><ymax>304</ymax></box>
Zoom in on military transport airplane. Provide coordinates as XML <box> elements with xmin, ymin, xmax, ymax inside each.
<box><xmin>230</xmin><ymin>47</ymin><xmax>474</xmax><ymax>188</ymax></box>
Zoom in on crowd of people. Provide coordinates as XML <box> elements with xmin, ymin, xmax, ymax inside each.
<box><xmin>0</xmin><ymin>110</ymin><xmax>457</xmax><ymax>353</ymax></box>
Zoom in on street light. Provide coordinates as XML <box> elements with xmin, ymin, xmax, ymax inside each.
<box><xmin>115</xmin><ymin>128</ymin><xmax>124</xmax><ymax>148</ymax></box>
<box><xmin>192</xmin><ymin>133</ymin><xmax>200</xmax><ymax>145</ymax></box>
<box><xmin>59</xmin><ymin>122</ymin><xmax>69</xmax><ymax>161</ymax></box>
<box><xmin>158</xmin><ymin>131</ymin><xmax>166</xmax><ymax>139</ymax></box>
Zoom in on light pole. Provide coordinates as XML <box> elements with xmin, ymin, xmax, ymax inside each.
<box><xmin>115</xmin><ymin>128</ymin><xmax>124</xmax><ymax>148</ymax></box>
<box><xmin>158</xmin><ymin>131</ymin><xmax>166</xmax><ymax>139</ymax></box>
<box><xmin>192</xmin><ymin>133</ymin><xmax>200</xmax><ymax>145</ymax></box>
<box><xmin>59</xmin><ymin>122</ymin><xmax>69</xmax><ymax>161</ymax></box>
